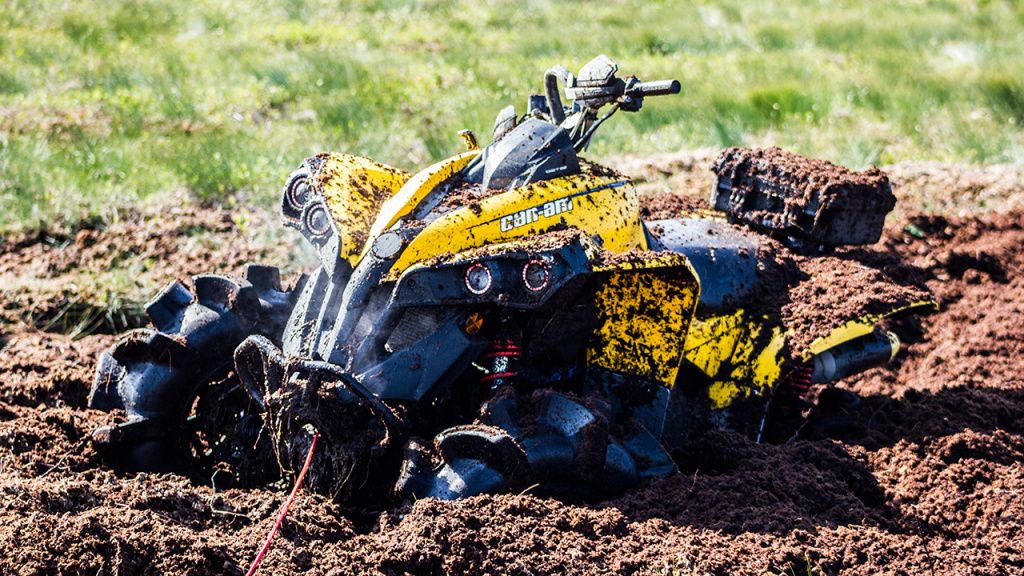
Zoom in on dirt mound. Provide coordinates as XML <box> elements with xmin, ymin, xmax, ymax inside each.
<box><xmin>613</xmin><ymin>152</ymin><xmax>1024</xmax><ymax>218</ymax></box>
<box><xmin>0</xmin><ymin>206</ymin><xmax>267</xmax><ymax>282</ymax></box>
<box><xmin>0</xmin><ymin>206</ymin><xmax>302</xmax><ymax>334</ymax></box>
<box><xmin>0</xmin><ymin>202</ymin><xmax>1022</xmax><ymax>573</ymax></box>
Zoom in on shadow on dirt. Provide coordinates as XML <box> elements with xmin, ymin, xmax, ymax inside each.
<box><xmin>602</xmin><ymin>382</ymin><xmax>1024</xmax><ymax>537</ymax></box>
<box><xmin>808</xmin><ymin>385</ymin><xmax>1024</xmax><ymax>448</ymax></box>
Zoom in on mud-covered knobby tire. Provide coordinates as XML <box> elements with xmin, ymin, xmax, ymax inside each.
<box><xmin>394</xmin><ymin>388</ymin><xmax>677</xmax><ymax>501</ymax></box>
<box><xmin>88</xmin><ymin>264</ymin><xmax>304</xmax><ymax>471</ymax></box>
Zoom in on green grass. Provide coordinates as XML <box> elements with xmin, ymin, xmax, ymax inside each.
<box><xmin>2</xmin><ymin>0</ymin><xmax>1024</xmax><ymax>231</ymax></box>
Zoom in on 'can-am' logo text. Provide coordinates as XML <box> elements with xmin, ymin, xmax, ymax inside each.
<box><xmin>499</xmin><ymin>197</ymin><xmax>574</xmax><ymax>232</ymax></box>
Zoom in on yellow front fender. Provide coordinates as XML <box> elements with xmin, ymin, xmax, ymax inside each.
<box><xmin>315</xmin><ymin>153</ymin><xmax>410</xmax><ymax>265</ymax></box>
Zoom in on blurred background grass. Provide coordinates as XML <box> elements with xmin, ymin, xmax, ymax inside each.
<box><xmin>2</xmin><ymin>0</ymin><xmax>1024</xmax><ymax>232</ymax></box>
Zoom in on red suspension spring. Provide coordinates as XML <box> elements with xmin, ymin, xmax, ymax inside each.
<box><xmin>788</xmin><ymin>364</ymin><xmax>814</xmax><ymax>398</ymax></box>
<box><xmin>480</xmin><ymin>338</ymin><xmax>522</xmax><ymax>388</ymax></box>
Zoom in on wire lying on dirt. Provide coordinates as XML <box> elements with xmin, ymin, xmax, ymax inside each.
<box><xmin>246</xmin><ymin>433</ymin><xmax>319</xmax><ymax>576</ymax></box>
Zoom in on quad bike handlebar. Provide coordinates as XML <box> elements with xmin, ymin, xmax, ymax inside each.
<box><xmin>629</xmin><ymin>79</ymin><xmax>682</xmax><ymax>98</ymax></box>
<box><xmin>541</xmin><ymin>55</ymin><xmax>680</xmax><ymax>151</ymax></box>
<box><xmin>545</xmin><ymin>56</ymin><xmax>680</xmax><ymax>116</ymax></box>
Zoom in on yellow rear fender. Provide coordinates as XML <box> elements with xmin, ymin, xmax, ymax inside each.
<box><xmin>587</xmin><ymin>251</ymin><xmax>700</xmax><ymax>389</ymax></box>
<box><xmin>685</xmin><ymin>299</ymin><xmax>937</xmax><ymax>410</ymax></box>
<box><xmin>801</xmin><ymin>300</ymin><xmax>938</xmax><ymax>361</ymax></box>
<box><xmin>310</xmin><ymin>153</ymin><xmax>410</xmax><ymax>265</ymax></box>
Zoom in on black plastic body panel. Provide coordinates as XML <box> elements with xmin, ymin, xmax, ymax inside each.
<box><xmin>464</xmin><ymin>118</ymin><xmax>581</xmax><ymax>190</ymax></box>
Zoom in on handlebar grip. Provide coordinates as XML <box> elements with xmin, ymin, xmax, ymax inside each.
<box><xmin>633</xmin><ymin>79</ymin><xmax>681</xmax><ymax>97</ymax></box>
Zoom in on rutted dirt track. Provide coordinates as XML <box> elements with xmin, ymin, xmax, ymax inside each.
<box><xmin>0</xmin><ymin>161</ymin><xmax>1022</xmax><ymax>575</ymax></box>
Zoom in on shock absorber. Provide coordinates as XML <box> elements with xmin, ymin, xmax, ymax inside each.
<box><xmin>480</xmin><ymin>338</ymin><xmax>522</xmax><ymax>391</ymax></box>
<box><xmin>788</xmin><ymin>364</ymin><xmax>814</xmax><ymax>399</ymax></box>
<box><xmin>479</xmin><ymin>315</ymin><xmax>523</xmax><ymax>391</ymax></box>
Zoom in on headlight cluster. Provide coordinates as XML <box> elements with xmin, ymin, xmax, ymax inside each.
<box><xmin>281</xmin><ymin>168</ymin><xmax>336</xmax><ymax>248</ymax></box>
<box><xmin>461</xmin><ymin>259</ymin><xmax>552</xmax><ymax>298</ymax></box>
<box><xmin>392</xmin><ymin>238</ymin><xmax>592</xmax><ymax>310</ymax></box>
<box><xmin>393</xmin><ymin>249</ymin><xmax>581</xmax><ymax>310</ymax></box>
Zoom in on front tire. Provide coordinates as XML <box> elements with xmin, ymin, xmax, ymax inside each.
<box><xmin>89</xmin><ymin>265</ymin><xmax>302</xmax><ymax>476</ymax></box>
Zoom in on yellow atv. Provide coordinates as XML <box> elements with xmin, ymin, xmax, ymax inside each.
<box><xmin>89</xmin><ymin>56</ymin><xmax>932</xmax><ymax>501</ymax></box>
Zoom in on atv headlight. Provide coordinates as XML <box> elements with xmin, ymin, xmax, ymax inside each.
<box><xmin>281</xmin><ymin>168</ymin><xmax>311</xmax><ymax>224</ymax></box>
<box><xmin>286</xmin><ymin>174</ymin><xmax>310</xmax><ymax>212</ymax></box>
<box><xmin>464</xmin><ymin>263</ymin><xmax>493</xmax><ymax>295</ymax></box>
<box><xmin>303</xmin><ymin>203</ymin><xmax>333</xmax><ymax>240</ymax></box>
<box><xmin>521</xmin><ymin>259</ymin><xmax>550</xmax><ymax>293</ymax></box>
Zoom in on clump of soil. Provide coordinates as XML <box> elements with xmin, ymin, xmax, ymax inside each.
<box><xmin>779</xmin><ymin>247</ymin><xmax>931</xmax><ymax>353</ymax></box>
<box><xmin>639</xmin><ymin>192</ymin><xmax>710</xmax><ymax>220</ymax></box>
<box><xmin>438</xmin><ymin>178</ymin><xmax>498</xmax><ymax>215</ymax></box>
<box><xmin>1</xmin><ymin>199</ymin><xmax>1023</xmax><ymax>573</ymax></box>
<box><xmin>713</xmin><ymin>147</ymin><xmax>893</xmax><ymax>207</ymax></box>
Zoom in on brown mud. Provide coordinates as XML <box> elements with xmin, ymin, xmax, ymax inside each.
<box><xmin>0</xmin><ymin>206</ymin><xmax>299</xmax><ymax>334</ymax></box>
<box><xmin>712</xmin><ymin>147</ymin><xmax>894</xmax><ymax>210</ymax></box>
<box><xmin>711</xmin><ymin>147</ymin><xmax>896</xmax><ymax>246</ymax></box>
<box><xmin>1</xmin><ymin>194</ymin><xmax>1023</xmax><ymax>574</ymax></box>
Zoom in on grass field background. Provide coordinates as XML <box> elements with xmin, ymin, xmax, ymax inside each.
<box><xmin>2</xmin><ymin>0</ymin><xmax>1024</xmax><ymax>232</ymax></box>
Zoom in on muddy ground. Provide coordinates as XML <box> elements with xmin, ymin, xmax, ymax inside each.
<box><xmin>0</xmin><ymin>158</ymin><xmax>1021</xmax><ymax>575</ymax></box>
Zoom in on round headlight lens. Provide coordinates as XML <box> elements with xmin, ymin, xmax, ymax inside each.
<box><xmin>522</xmin><ymin>259</ymin><xmax>550</xmax><ymax>293</ymax></box>
<box><xmin>304</xmin><ymin>204</ymin><xmax>332</xmax><ymax>238</ymax></box>
<box><xmin>285</xmin><ymin>174</ymin><xmax>310</xmax><ymax>212</ymax></box>
<box><xmin>465</xmin><ymin>263</ymin><xmax>493</xmax><ymax>295</ymax></box>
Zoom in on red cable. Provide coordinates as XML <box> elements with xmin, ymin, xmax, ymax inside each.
<box><xmin>244</xmin><ymin>432</ymin><xmax>319</xmax><ymax>576</ymax></box>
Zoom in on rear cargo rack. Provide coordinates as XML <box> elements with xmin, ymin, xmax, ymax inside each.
<box><xmin>711</xmin><ymin>147</ymin><xmax>896</xmax><ymax>248</ymax></box>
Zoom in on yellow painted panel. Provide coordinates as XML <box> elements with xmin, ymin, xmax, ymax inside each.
<box><xmin>316</xmin><ymin>154</ymin><xmax>409</xmax><ymax>265</ymax></box>
<box><xmin>385</xmin><ymin>172</ymin><xmax>647</xmax><ymax>279</ymax></box>
<box><xmin>587</xmin><ymin>253</ymin><xmax>699</xmax><ymax>388</ymax></box>
<box><xmin>361</xmin><ymin>151</ymin><xmax>481</xmax><ymax>263</ymax></box>
<box><xmin>684</xmin><ymin>310</ymin><xmax>785</xmax><ymax>409</ymax></box>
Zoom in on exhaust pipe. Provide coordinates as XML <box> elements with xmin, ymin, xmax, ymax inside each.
<box><xmin>811</xmin><ymin>328</ymin><xmax>900</xmax><ymax>384</ymax></box>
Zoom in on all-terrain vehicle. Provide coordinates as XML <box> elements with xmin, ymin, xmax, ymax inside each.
<box><xmin>89</xmin><ymin>56</ymin><xmax>932</xmax><ymax>501</ymax></box>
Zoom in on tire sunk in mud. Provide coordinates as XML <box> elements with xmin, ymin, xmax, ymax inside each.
<box><xmin>88</xmin><ymin>265</ymin><xmax>303</xmax><ymax>484</ymax></box>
